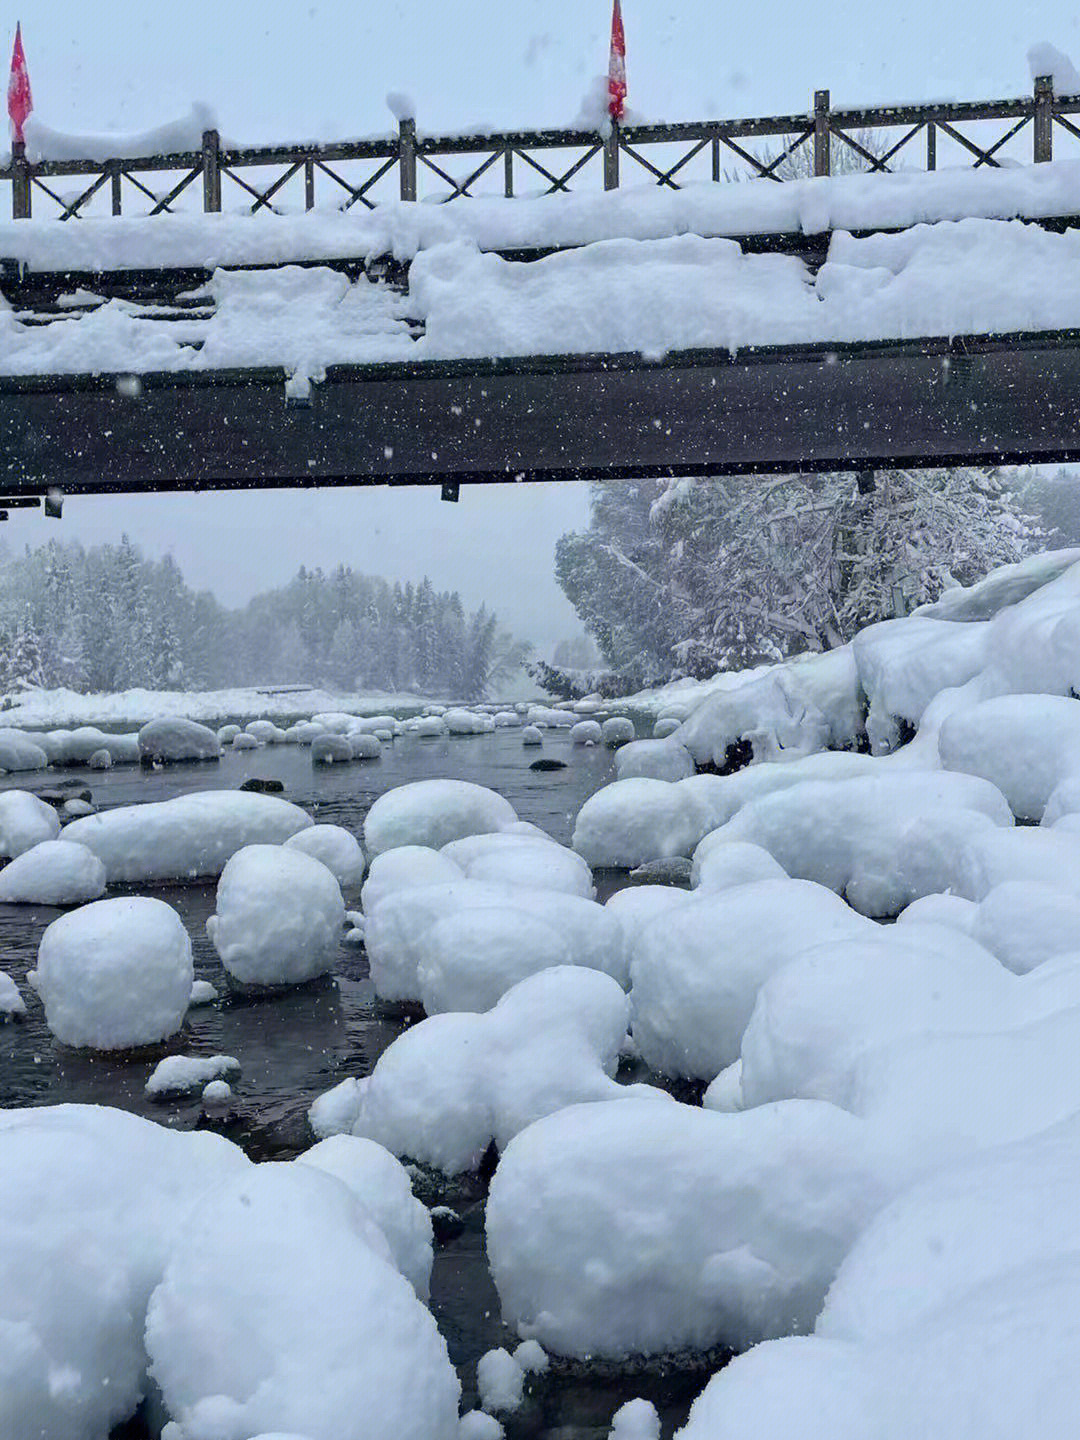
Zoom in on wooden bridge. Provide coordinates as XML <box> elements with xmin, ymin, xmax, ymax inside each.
<box><xmin>3</xmin><ymin>76</ymin><xmax>1080</xmax><ymax>514</ymax></box>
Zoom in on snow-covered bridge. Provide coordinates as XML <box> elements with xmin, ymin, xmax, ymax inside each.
<box><xmin>5</xmin><ymin>79</ymin><xmax>1080</xmax><ymax>510</ymax></box>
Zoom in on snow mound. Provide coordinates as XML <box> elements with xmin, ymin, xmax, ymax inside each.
<box><xmin>361</xmin><ymin>845</ymin><xmax>465</xmax><ymax>914</ymax></box>
<box><xmin>138</xmin><ymin>716</ymin><xmax>222</xmax><ymax>763</ymax></box>
<box><xmin>63</xmin><ymin>791</ymin><xmax>312</xmax><ymax>882</ymax></box>
<box><xmin>486</xmin><ymin>1096</ymin><xmax>885</xmax><ymax>1358</ymax></box>
<box><xmin>442</xmin><ymin>831</ymin><xmax>595</xmax><ymax>898</ymax></box>
<box><xmin>364</xmin><ymin>780</ymin><xmax>517</xmax><ymax>857</ymax></box>
<box><xmin>416</xmin><ymin>906</ymin><xmax>571</xmax><ymax>1013</ymax></box>
<box><xmin>0</xmin><ymin>728</ymin><xmax>49</xmax><ymax>771</ymax></box>
<box><xmin>207</xmin><ymin>844</ymin><xmax>345</xmax><ymax>986</ymax></box>
<box><xmin>0</xmin><ymin>838</ymin><xmax>106</xmax><ymax>904</ymax></box>
<box><xmin>477</xmin><ymin>1348</ymin><xmax>525</xmax><ymax>1413</ymax></box>
<box><xmin>364</xmin><ymin>878</ymin><xmax>626</xmax><ymax>1003</ymax></box>
<box><xmin>709</xmin><ymin>770</ymin><xmax>1012</xmax><ymax>916</ymax></box>
<box><xmin>0</xmin><ymin>1105</ymin><xmax>249</xmax><ymax>1440</ymax></box>
<box><xmin>310</xmin><ymin>967</ymin><xmax>657</xmax><ymax>1174</ymax></box>
<box><xmin>691</xmin><ymin>838</ymin><xmax>788</xmax><ymax>892</ymax></box>
<box><xmin>145</xmin><ymin>1162</ymin><xmax>460</xmax><ymax>1440</ymax></box>
<box><xmin>29</xmin><ymin>896</ymin><xmax>193</xmax><ymax>1049</ymax></box>
<box><xmin>573</xmin><ymin>778</ymin><xmax>710</xmax><ymax>868</ymax></box>
<box><xmin>602</xmin><ymin>716</ymin><xmax>636</xmax><ymax>747</ymax></box>
<box><xmin>284</xmin><ymin>823</ymin><xmax>367</xmax><ymax>887</ymax></box>
<box><xmin>297</xmin><ymin>1135</ymin><xmax>434</xmax><ymax>1300</ymax></box>
<box><xmin>615</xmin><ymin>738</ymin><xmax>695</xmax><ymax>782</ymax></box>
<box><xmin>521</xmin><ymin>725</ymin><xmax>543</xmax><ymax>746</ymax></box>
<box><xmin>938</xmin><ymin>693</ymin><xmax>1080</xmax><ymax>820</ymax></box>
<box><xmin>571</xmin><ymin>719</ymin><xmax>603</xmax><ymax>745</ymax></box>
<box><xmin>0</xmin><ymin>789</ymin><xmax>61</xmax><ymax>858</ymax></box>
<box><xmin>629</xmin><ymin>878</ymin><xmax>870</xmax><ymax>1081</ymax></box>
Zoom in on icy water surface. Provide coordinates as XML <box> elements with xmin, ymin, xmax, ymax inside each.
<box><xmin>1</xmin><ymin>726</ymin><xmax>718</xmax><ymax>1439</ymax></box>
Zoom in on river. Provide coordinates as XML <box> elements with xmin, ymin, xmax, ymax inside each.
<box><xmin>1</xmin><ymin>723</ymin><xmax>718</xmax><ymax>1439</ymax></box>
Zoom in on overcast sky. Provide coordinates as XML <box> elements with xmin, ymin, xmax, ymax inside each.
<box><xmin>3</xmin><ymin>0</ymin><xmax>1077</xmax><ymax>648</ymax></box>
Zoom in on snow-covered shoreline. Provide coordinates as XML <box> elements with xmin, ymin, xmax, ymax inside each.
<box><xmin>2</xmin><ymin>684</ymin><xmax>426</xmax><ymax>731</ymax></box>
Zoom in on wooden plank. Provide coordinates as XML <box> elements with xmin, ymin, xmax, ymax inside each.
<box><xmin>4</xmin><ymin>332</ymin><xmax>1080</xmax><ymax>495</ymax></box>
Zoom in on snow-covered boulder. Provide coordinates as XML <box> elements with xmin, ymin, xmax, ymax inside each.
<box><xmin>710</xmin><ymin>770</ymin><xmax>1013</xmax><ymax>916</ymax></box>
<box><xmin>47</xmin><ymin>726</ymin><xmax>140</xmax><ymax>765</ymax></box>
<box><xmin>615</xmin><ymin>737</ymin><xmax>695</xmax><ymax>782</ymax></box>
<box><xmin>676</xmin><ymin>1114</ymin><xmax>1080</xmax><ymax>1440</ymax></box>
<box><xmin>284</xmin><ymin>824</ymin><xmax>367</xmax><ymax>888</ymax></box>
<box><xmin>88</xmin><ymin>747</ymin><xmax>112</xmax><ymax>770</ymax></box>
<box><xmin>63</xmin><ymin>791</ymin><xmax>312</xmax><ymax>882</ymax></box>
<box><xmin>0</xmin><ymin>838</ymin><xmax>106</xmax><ymax>905</ymax></box>
<box><xmin>938</xmin><ymin>693</ymin><xmax>1080</xmax><ymax>821</ymax></box>
<box><xmin>360</xmin><ymin>845</ymin><xmax>465</xmax><ymax>915</ymax></box>
<box><xmin>527</xmin><ymin>707</ymin><xmax>577</xmax><ymax>728</ymax></box>
<box><xmin>297</xmin><ymin>1135</ymin><xmax>434</xmax><ymax>1300</ymax></box>
<box><xmin>486</xmin><ymin>1096</ymin><xmax>886</xmax><ymax>1358</ymax></box>
<box><xmin>311</xmin><ymin>733</ymin><xmax>353</xmax><ymax>764</ymax></box>
<box><xmin>364</xmin><ymin>780</ymin><xmax>517</xmax><ymax>858</ymax></box>
<box><xmin>416</xmin><ymin>906</ymin><xmax>571</xmax><ymax>1013</ymax></box>
<box><xmin>410</xmin><ymin>715</ymin><xmax>449</xmax><ymax>737</ymax></box>
<box><xmin>138</xmin><ymin>717</ymin><xmax>221</xmax><ymax>763</ymax></box>
<box><xmin>602</xmin><ymin>716</ymin><xmax>636</xmax><ymax>747</ymax></box>
<box><xmin>571</xmin><ymin>719</ymin><xmax>603</xmax><ymax>745</ymax></box>
<box><xmin>653</xmin><ymin>718</ymin><xmax>682</xmax><ymax>739</ymax></box>
<box><xmin>572</xmin><ymin>778</ymin><xmax>710</xmax><ymax>868</ymax></box>
<box><xmin>521</xmin><ymin>725</ymin><xmax>543</xmax><ymax>746</ymax></box>
<box><xmin>629</xmin><ymin>878</ymin><xmax>870</xmax><ymax>1081</ymax></box>
<box><xmin>0</xmin><ymin>1105</ymin><xmax>249</xmax><ymax>1440</ymax></box>
<box><xmin>310</xmin><ymin>967</ymin><xmax>657</xmax><ymax>1173</ymax></box>
<box><xmin>965</xmin><ymin>880</ymin><xmax>1080</xmax><ymax>973</ymax></box>
<box><xmin>245</xmin><ymin>718</ymin><xmax>282</xmax><ymax>742</ymax></box>
<box><xmin>217</xmin><ymin>724</ymin><xmax>241</xmax><ymax>744</ymax></box>
<box><xmin>350</xmin><ymin>732</ymin><xmax>383</xmax><ymax>758</ymax></box>
<box><xmin>146</xmin><ymin>1053</ymin><xmax>240</xmax><ymax>1097</ymax></box>
<box><xmin>364</xmin><ymin>879</ymin><xmax>626</xmax><ymax>1002</ymax></box>
<box><xmin>0</xmin><ymin>970</ymin><xmax>26</xmax><ymax>1017</ymax></box>
<box><xmin>0</xmin><ymin>727</ymin><xmax>49</xmax><ymax>772</ymax></box>
<box><xmin>29</xmin><ymin>897</ymin><xmax>193</xmax><ymax>1049</ymax></box>
<box><xmin>232</xmin><ymin>731</ymin><xmax>258</xmax><ymax>750</ymax></box>
<box><xmin>207</xmin><ymin>844</ymin><xmax>345</xmax><ymax>986</ymax></box>
<box><xmin>442</xmin><ymin>831</ymin><xmax>595</xmax><ymax>898</ymax></box>
<box><xmin>691</xmin><ymin>838</ymin><xmax>788</xmax><ymax>892</ymax></box>
<box><xmin>852</xmin><ymin>615</ymin><xmax>988</xmax><ymax>754</ymax></box>
<box><xmin>494</xmin><ymin>710</ymin><xmax>521</xmax><ymax>727</ymax></box>
<box><xmin>145</xmin><ymin>1163</ymin><xmax>460</xmax><ymax>1440</ymax></box>
<box><xmin>0</xmin><ymin>789</ymin><xmax>61</xmax><ymax>858</ymax></box>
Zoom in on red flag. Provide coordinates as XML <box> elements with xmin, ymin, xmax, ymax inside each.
<box><xmin>608</xmin><ymin>0</ymin><xmax>626</xmax><ymax>122</ymax></box>
<box><xmin>8</xmin><ymin>22</ymin><xmax>32</xmax><ymax>145</ymax></box>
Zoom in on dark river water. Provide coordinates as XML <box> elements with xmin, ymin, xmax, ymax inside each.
<box><xmin>1</xmin><ymin>723</ymin><xmax>718</xmax><ymax>1439</ymax></box>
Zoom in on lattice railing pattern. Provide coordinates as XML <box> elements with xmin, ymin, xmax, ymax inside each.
<box><xmin>3</xmin><ymin>79</ymin><xmax>1079</xmax><ymax>222</ymax></box>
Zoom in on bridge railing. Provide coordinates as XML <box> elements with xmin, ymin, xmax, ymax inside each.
<box><xmin>3</xmin><ymin>77</ymin><xmax>1079</xmax><ymax>223</ymax></box>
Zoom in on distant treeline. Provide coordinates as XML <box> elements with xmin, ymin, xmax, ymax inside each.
<box><xmin>0</xmin><ymin>538</ymin><xmax>529</xmax><ymax>701</ymax></box>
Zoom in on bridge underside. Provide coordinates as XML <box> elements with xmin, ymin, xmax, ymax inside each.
<box><xmin>3</xmin><ymin>331</ymin><xmax>1080</xmax><ymax>506</ymax></box>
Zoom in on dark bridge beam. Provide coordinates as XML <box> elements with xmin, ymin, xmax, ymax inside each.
<box><xmin>3</xmin><ymin>331</ymin><xmax>1080</xmax><ymax>499</ymax></box>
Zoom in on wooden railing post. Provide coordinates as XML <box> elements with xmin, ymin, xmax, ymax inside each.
<box><xmin>202</xmin><ymin>129</ymin><xmax>221</xmax><ymax>212</ymax></box>
<box><xmin>604</xmin><ymin>121</ymin><xmax>620</xmax><ymax>190</ymax></box>
<box><xmin>11</xmin><ymin>140</ymin><xmax>31</xmax><ymax>219</ymax></box>
<box><xmin>399</xmin><ymin>118</ymin><xmax>417</xmax><ymax>201</ymax></box>
<box><xmin>1034</xmin><ymin>74</ymin><xmax>1054</xmax><ymax>162</ymax></box>
<box><xmin>813</xmin><ymin>90</ymin><xmax>830</xmax><ymax>176</ymax></box>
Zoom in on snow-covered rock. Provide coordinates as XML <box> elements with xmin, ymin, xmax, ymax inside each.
<box><xmin>0</xmin><ymin>789</ymin><xmax>61</xmax><ymax>858</ymax></box>
<box><xmin>350</xmin><ymin>731</ymin><xmax>383</xmax><ymax>758</ymax></box>
<box><xmin>486</xmin><ymin>1096</ymin><xmax>885</xmax><ymax>1357</ymax></box>
<box><xmin>521</xmin><ymin>725</ymin><xmax>543</xmax><ymax>746</ymax></box>
<box><xmin>629</xmin><ymin>878</ymin><xmax>870</xmax><ymax>1080</ymax></box>
<box><xmin>232</xmin><ymin>731</ymin><xmax>259</xmax><ymax>750</ymax></box>
<box><xmin>416</xmin><ymin>906</ymin><xmax>571</xmax><ymax>1013</ymax></box>
<box><xmin>145</xmin><ymin>1163</ymin><xmax>460</xmax><ymax>1440</ymax></box>
<box><xmin>615</xmin><ymin>737</ymin><xmax>695</xmax><ymax>782</ymax></box>
<box><xmin>364</xmin><ymin>780</ymin><xmax>518</xmax><ymax>857</ymax></box>
<box><xmin>691</xmin><ymin>838</ymin><xmax>788</xmax><ymax>892</ymax></box>
<box><xmin>652</xmin><ymin>718</ymin><xmax>682</xmax><ymax>739</ymax></box>
<box><xmin>0</xmin><ymin>1105</ymin><xmax>249</xmax><ymax>1440</ymax></box>
<box><xmin>476</xmin><ymin>1348</ymin><xmax>525</xmax><ymax>1413</ymax></box>
<box><xmin>297</xmin><ymin>1135</ymin><xmax>434</xmax><ymax>1300</ymax></box>
<box><xmin>310</xmin><ymin>967</ymin><xmax>657</xmax><ymax>1173</ymax></box>
<box><xmin>311</xmin><ymin>733</ymin><xmax>353</xmax><ymax>763</ymax></box>
<box><xmin>88</xmin><ymin>747</ymin><xmax>113</xmax><ymax>769</ymax></box>
<box><xmin>29</xmin><ymin>896</ymin><xmax>193</xmax><ymax>1049</ymax></box>
<box><xmin>410</xmin><ymin>715</ymin><xmax>450</xmax><ymax>737</ymax></box>
<box><xmin>938</xmin><ymin>692</ymin><xmax>1080</xmax><ymax>820</ymax></box>
<box><xmin>0</xmin><ymin>970</ymin><xmax>26</xmax><ymax>1017</ymax></box>
<box><xmin>0</xmin><ymin>727</ymin><xmax>49</xmax><ymax>771</ymax></box>
<box><xmin>138</xmin><ymin>716</ymin><xmax>222</xmax><ymax>763</ymax></box>
<box><xmin>284</xmin><ymin>824</ymin><xmax>367</xmax><ymax>887</ymax></box>
<box><xmin>361</xmin><ymin>845</ymin><xmax>465</xmax><ymax>914</ymax></box>
<box><xmin>217</xmin><ymin>724</ymin><xmax>241</xmax><ymax>744</ymax></box>
<box><xmin>146</xmin><ymin>1053</ymin><xmax>240</xmax><ymax>1096</ymax></box>
<box><xmin>63</xmin><ymin>791</ymin><xmax>312</xmax><ymax>882</ymax></box>
<box><xmin>442</xmin><ymin>831</ymin><xmax>595</xmax><ymax>898</ymax></box>
<box><xmin>602</xmin><ymin>716</ymin><xmax>636</xmax><ymax>747</ymax></box>
<box><xmin>0</xmin><ymin>838</ymin><xmax>106</xmax><ymax>904</ymax></box>
<box><xmin>710</xmin><ymin>770</ymin><xmax>1013</xmax><ymax>916</ymax></box>
<box><xmin>207</xmin><ymin>844</ymin><xmax>345</xmax><ymax>986</ymax></box>
<box><xmin>573</xmin><ymin>778</ymin><xmax>710</xmax><ymax>868</ymax></box>
<box><xmin>571</xmin><ymin>719</ymin><xmax>603</xmax><ymax>745</ymax></box>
